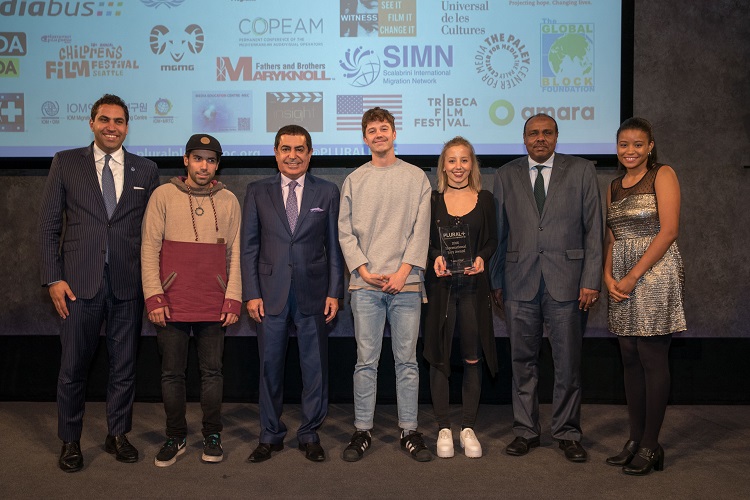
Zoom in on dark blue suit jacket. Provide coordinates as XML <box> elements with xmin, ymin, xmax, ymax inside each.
<box><xmin>39</xmin><ymin>144</ymin><xmax>160</xmax><ymax>300</ymax></box>
<box><xmin>241</xmin><ymin>173</ymin><xmax>344</xmax><ymax>316</ymax></box>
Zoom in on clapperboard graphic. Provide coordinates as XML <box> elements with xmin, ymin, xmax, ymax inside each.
<box><xmin>266</xmin><ymin>92</ymin><xmax>323</xmax><ymax>132</ymax></box>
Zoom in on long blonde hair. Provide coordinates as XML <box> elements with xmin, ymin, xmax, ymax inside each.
<box><xmin>436</xmin><ymin>136</ymin><xmax>481</xmax><ymax>193</ymax></box>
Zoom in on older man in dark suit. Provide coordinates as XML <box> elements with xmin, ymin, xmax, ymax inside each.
<box><xmin>490</xmin><ymin>113</ymin><xmax>602</xmax><ymax>462</ymax></box>
<box><xmin>39</xmin><ymin>94</ymin><xmax>160</xmax><ymax>472</ymax></box>
<box><xmin>242</xmin><ymin>124</ymin><xmax>343</xmax><ymax>463</ymax></box>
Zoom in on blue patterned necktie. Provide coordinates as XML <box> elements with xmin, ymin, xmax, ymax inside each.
<box><xmin>286</xmin><ymin>180</ymin><xmax>299</xmax><ymax>233</ymax></box>
<box><xmin>102</xmin><ymin>154</ymin><xmax>117</xmax><ymax>218</ymax></box>
<box><xmin>533</xmin><ymin>165</ymin><xmax>545</xmax><ymax>216</ymax></box>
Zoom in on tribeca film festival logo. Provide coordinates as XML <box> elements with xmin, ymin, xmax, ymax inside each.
<box><xmin>149</xmin><ymin>24</ymin><xmax>204</xmax><ymax>71</ymax></box>
<box><xmin>140</xmin><ymin>0</ymin><xmax>185</xmax><ymax>8</ymax></box>
<box><xmin>41</xmin><ymin>100</ymin><xmax>60</xmax><ymax>124</ymax></box>
<box><xmin>340</xmin><ymin>0</ymin><xmax>416</xmax><ymax>37</ymax></box>
<box><xmin>488</xmin><ymin>99</ymin><xmax>594</xmax><ymax>127</ymax></box>
<box><xmin>0</xmin><ymin>1</ymin><xmax>123</xmax><ymax>17</ymax></box>
<box><xmin>475</xmin><ymin>33</ymin><xmax>530</xmax><ymax>90</ymax></box>
<box><xmin>340</xmin><ymin>46</ymin><xmax>380</xmax><ymax>87</ymax></box>
<box><xmin>217</xmin><ymin>56</ymin><xmax>329</xmax><ymax>82</ymax></box>
<box><xmin>541</xmin><ymin>21</ymin><xmax>594</xmax><ymax>92</ymax></box>
<box><xmin>0</xmin><ymin>32</ymin><xmax>26</xmax><ymax>78</ymax></box>
<box><xmin>0</xmin><ymin>93</ymin><xmax>24</xmax><ymax>132</ymax></box>
<box><xmin>238</xmin><ymin>17</ymin><xmax>324</xmax><ymax>48</ymax></box>
<box><xmin>46</xmin><ymin>43</ymin><xmax>139</xmax><ymax>79</ymax></box>
<box><xmin>413</xmin><ymin>95</ymin><xmax>477</xmax><ymax>131</ymax></box>
<box><xmin>266</xmin><ymin>92</ymin><xmax>323</xmax><ymax>132</ymax></box>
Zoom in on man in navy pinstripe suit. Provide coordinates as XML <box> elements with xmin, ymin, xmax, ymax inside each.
<box><xmin>39</xmin><ymin>94</ymin><xmax>160</xmax><ymax>472</ymax></box>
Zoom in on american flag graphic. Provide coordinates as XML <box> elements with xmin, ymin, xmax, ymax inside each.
<box><xmin>336</xmin><ymin>94</ymin><xmax>402</xmax><ymax>131</ymax></box>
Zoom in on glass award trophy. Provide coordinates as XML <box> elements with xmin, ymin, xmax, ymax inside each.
<box><xmin>438</xmin><ymin>223</ymin><xmax>473</xmax><ymax>273</ymax></box>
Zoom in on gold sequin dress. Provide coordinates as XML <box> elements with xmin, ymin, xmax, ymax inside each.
<box><xmin>607</xmin><ymin>164</ymin><xmax>686</xmax><ymax>336</ymax></box>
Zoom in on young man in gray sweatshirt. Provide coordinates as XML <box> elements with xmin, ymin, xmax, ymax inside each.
<box><xmin>338</xmin><ymin>107</ymin><xmax>432</xmax><ymax>462</ymax></box>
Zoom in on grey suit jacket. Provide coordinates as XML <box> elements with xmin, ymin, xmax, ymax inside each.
<box><xmin>38</xmin><ymin>144</ymin><xmax>160</xmax><ymax>300</ymax></box>
<box><xmin>241</xmin><ymin>173</ymin><xmax>344</xmax><ymax>316</ymax></box>
<box><xmin>489</xmin><ymin>153</ymin><xmax>603</xmax><ymax>302</ymax></box>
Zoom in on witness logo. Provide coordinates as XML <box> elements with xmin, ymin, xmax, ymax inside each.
<box><xmin>0</xmin><ymin>93</ymin><xmax>24</xmax><ymax>132</ymax></box>
<box><xmin>541</xmin><ymin>22</ymin><xmax>594</xmax><ymax>92</ymax></box>
<box><xmin>339</xmin><ymin>46</ymin><xmax>380</xmax><ymax>87</ymax></box>
<box><xmin>150</xmin><ymin>24</ymin><xmax>204</xmax><ymax>71</ymax></box>
<box><xmin>0</xmin><ymin>1</ymin><xmax>124</xmax><ymax>17</ymax></box>
<box><xmin>0</xmin><ymin>33</ymin><xmax>26</xmax><ymax>55</ymax></box>
<box><xmin>340</xmin><ymin>0</ymin><xmax>416</xmax><ymax>37</ymax></box>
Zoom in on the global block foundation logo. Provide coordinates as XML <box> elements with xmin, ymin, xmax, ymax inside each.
<box><xmin>541</xmin><ymin>22</ymin><xmax>594</xmax><ymax>92</ymax></box>
<box><xmin>475</xmin><ymin>33</ymin><xmax>529</xmax><ymax>90</ymax></box>
<box><xmin>0</xmin><ymin>93</ymin><xmax>24</xmax><ymax>131</ymax></box>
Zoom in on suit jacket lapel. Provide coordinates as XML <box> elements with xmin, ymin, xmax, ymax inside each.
<box><xmin>113</xmin><ymin>149</ymin><xmax>135</xmax><ymax>219</ymax></box>
<box><xmin>544</xmin><ymin>154</ymin><xmax>568</xmax><ymax>217</ymax></box>
<box><xmin>296</xmin><ymin>175</ymin><xmax>316</xmax><ymax>232</ymax></box>
<box><xmin>514</xmin><ymin>159</ymin><xmax>538</xmax><ymax>216</ymax></box>
<box><xmin>82</xmin><ymin>146</ymin><xmax>108</xmax><ymax>216</ymax></box>
<box><xmin>267</xmin><ymin>174</ymin><xmax>293</xmax><ymax>236</ymax></box>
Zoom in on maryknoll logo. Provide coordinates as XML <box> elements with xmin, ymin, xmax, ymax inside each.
<box><xmin>217</xmin><ymin>57</ymin><xmax>330</xmax><ymax>81</ymax></box>
<box><xmin>541</xmin><ymin>22</ymin><xmax>594</xmax><ymax>92</ymax></box>
<box><xmin>0</xmin><ymin>0</ymin><xmax>123</xmax><ymax>17</ymax></box>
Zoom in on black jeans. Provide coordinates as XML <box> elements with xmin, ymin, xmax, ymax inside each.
<box><xmin>157</xmin><ymin>322</ymin><xmax>225</xmax><ymax>438</ymax></box>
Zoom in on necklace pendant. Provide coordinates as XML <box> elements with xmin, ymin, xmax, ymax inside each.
<box><xmin>195</xmin><ymin>207</ymin><xmax>204</xmax><ymax>216</ymax></box>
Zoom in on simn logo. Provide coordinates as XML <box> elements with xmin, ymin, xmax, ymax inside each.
<box><xmin>339</xmin><ymin>46</ymin><xmax>380</xmax><ymax>88</ymax></box>
<box><xmin>383</xmin><ymin>45</ymin><xmax>452</xmax><ymax>68</ymax></box>
<box><xmin>0</xmin><ymin>93</ymin><xmax>24</xmax><ymax>131</ymax></box>
<box><xmin>489</xmin><ymin>99</ymin><xmax>594</xmax><ymax>127</ymax></box>
<box><xmin>0</xmin><ymin>1</ymin><xmax>123</xmax><ymax>17</ymax></box>
<box><xmin>541</xmin><ymin>22</ymin><xmax>594</xmax><ymax>92</ymax></box>
<box><xmin>149</xmin><ymin>24</ymin><xmax>204</xmax><ymax>71</ymax></box>
<box><xmin>0</xmin><ymin>33</ymin><xmax>26</xmax><ymax>55</ymax></box>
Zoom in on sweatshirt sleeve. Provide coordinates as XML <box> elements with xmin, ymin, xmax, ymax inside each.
<box><xmin>401</xmin><ymin>172</ymin><xmax>431</xmax><ymax>270</ymax></box>
<box><xmin>222</xmin><ymin>192</ymin><xmax>243</xmax><ymax>315</ymax></box>
<box><xmin>337</xmin><ymin>176</ymin><xmax>368</xmax><ymax>273</ymax></box>
<box><xmin>141</xmin><ymin>186</ymin><xmax>168</xmax><ymax>312</ymax></box>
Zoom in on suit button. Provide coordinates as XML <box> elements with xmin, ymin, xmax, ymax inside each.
<box><xmin>538</xmin><ymin>227</ymin><xmax>543</xmax><ymax>231</ymax></box>
<box><xmin>539</xmin><ymin>250</ymin><xmax>544</xmax><ymax>254</ymax></box>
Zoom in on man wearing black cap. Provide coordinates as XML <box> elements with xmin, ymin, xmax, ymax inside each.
<box><xmin>141</xmin><ymin>134</ymin><xmax>242</xmax><ymax>467</ymax></box>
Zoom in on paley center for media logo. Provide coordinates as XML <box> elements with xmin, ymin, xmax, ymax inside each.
<box><xmin>217</xmin><ymin>56</ymin><xmax>329</xmax><ymax>81</ymax></box>
<box><xmin>149</xmin><ymin>24</ymin><xmax>204</xmax><ymax>71</ymax></box>
<box><xmin>541</xmin><ymin>22</ymin><xmax>594</xmax><ymax>92</ymax></box>
<box><xmin>341</xmin><ymin>44</ymin><xmax>453</xmax><ymax>87</ymax></box>
<box><xmin>340</xmin><ymin>0</ymin><xmax>416</xmax><ymax>37</ymax></box>
<box><xmin>0</xmin><ymin>0</ymin><xmax>123</xmax><ymax>17</ymax></box>
<box><xmin>475</xmin><ymin>32</ymin><xmax>530</xmax><ymax>90</ymax></box>
<box><xmin>0</xmin><ymin>32</ymin><xmax>25</xmax><ymax>78</ymax></box>
<box><xmin>0</xmin><ymin>93</ymin><xmax>24</xmax><ymax>131</ymax></box>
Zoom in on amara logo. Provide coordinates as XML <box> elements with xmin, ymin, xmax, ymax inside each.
<box><xmin>0</xmin><ymin>1</ymin><xmax>123</xmax><ymax>17</ymax></box>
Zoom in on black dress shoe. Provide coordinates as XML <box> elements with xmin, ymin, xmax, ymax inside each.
<box><xmin>505</xmin><ymin>436</ymin><xmax>540</xmax><ymax>456</ymax></box>
<box><xmin>298</xmin><ymin>441</ymin><xmax>325</xmax><ymax>462</ymax></box>
<box><xmin>59</xmin><ymin>441</ymin><xmax>83</xmax><ymax>473</ymax></box>
<box><xmin>606</xmin><ymin>440</ymin><xmax>639</xmax><ymax>466</ymax></box>
<box><xmin>247</xmin><ymin>442</ymin><xmax>284</xmax><ymax>463</ymax></box>
<box><xmin>558</xmin><ymin>440</ymin><xmax>587</xmax><ymax>462</ymax></box>
<box><xmin>105</xmin><ymin>434</ymin><xmax>138</xmax><ymax>463</ymax></box>
<box><xmin>623</xmin><ymin>446</ymin><xmax>664</xmax><ymax>475</ymax></box>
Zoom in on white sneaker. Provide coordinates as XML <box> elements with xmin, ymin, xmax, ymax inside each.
<box><xmin>436</xmin><ymin>428</ymin><xmax>454</xmax><ymax>458</ymax></box>
<box><xmin>460</xmin><ymin>428</ymin><xmax>482</xmax><ymax>458</ymax></box>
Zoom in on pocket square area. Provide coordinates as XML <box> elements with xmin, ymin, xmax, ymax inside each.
<box><xmin>133</xmin><ymin>186</ymin><xmax>145</xmax><ymax>190</ymax></box>
<box><xmin>309</xmin><ymin>207</ymin><xmax>324</xmax><ymax>212</ymax></box>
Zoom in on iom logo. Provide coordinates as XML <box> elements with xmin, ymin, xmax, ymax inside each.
<box><xmin>340</xmin><ymin>46</ymin><xmax>380</xmax><ymax>88</ymax></box>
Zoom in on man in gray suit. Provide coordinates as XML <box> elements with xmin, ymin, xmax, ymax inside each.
<box><xmin>39</xmin><ymin>94</ymin><xmax>160</xmax><ymax>472</ymax></box>
<box><xmin>489</xmin><ymin>113</ymin><xmax>602</xmax><ymax>462</ymax></box>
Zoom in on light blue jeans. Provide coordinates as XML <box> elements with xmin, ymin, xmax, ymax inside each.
<box><xmin>351</xmin><ymin>289</ymin><xmax>421</xmax><ymax>431</ymax></box>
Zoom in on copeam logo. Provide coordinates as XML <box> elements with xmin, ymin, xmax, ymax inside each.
<box><xmin>0</xmin><ymin>1</ymin><xmax>123</xmax><ymax>17</ymax></box>
<box><xmin>150</xmin><ymin>24</ymin><xmax>204</xmax><ymax>71</ymax></box>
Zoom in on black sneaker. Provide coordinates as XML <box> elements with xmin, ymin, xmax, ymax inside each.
<box><xmin>154</xmin><ymin>437</ymin><xmax>186</xmax><ymax>467</ymax></box>
<box><xmin>342</xmin><ymin>430</ymin><xmax>371</xmax><ymax>462</ymax></box>
<box><xmin>202</xmin><ymin>433</ymin><xmax>223</xmax><ymax>463</ymax></box>
<box><xmin>400</xmin><ymin>431</ymin><xmax>432</xmax><ymax>462</ymax></box>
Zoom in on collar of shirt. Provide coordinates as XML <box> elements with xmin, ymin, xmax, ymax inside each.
<box><xmin>93</xmin><ymin>144</ymin><xmax>125</xmax><ymax>200</ymax></box>
<box><xmin>527</xmin><ymin>153</ymin><xmax>555</xmax><ymax>171</ymax></box>
<box><xmin>280</xmin><ymin>172</ymin><xmax>306</xmax><ymax>190</ymax></box>
<box><xmin>527</xmin><ymin>153</ymin><xmax>555</xmax><ymax>194</ymax></box>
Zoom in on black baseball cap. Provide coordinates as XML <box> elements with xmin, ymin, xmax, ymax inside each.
<box><xmin>185</xmin><ymin>134</ymin><xmax>223</xmax><ymax>156</ymax></box>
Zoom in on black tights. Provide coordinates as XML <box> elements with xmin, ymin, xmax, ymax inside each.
<box><xmin>619</xmin><ymin>335</ymin><xmax>672</xmax><ymax>449</ymax></box>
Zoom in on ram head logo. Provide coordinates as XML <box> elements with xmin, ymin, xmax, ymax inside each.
<box><xmin>149</xmin><ymin>24</ymin><xmax>204</xmax><ymax>62</ymax></box>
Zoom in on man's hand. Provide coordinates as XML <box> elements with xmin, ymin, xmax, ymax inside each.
<box><xmin>578</xmin><ymin>287</ymin><xmax>600</xmax><ymax>311</ymax></box>
<box><xmin>148</xmin><ymin>306</ymin><xmax>171</xmax><ymax>327</ymax></box>
<box><xmin>324</xmin><ymin>297</ymin><xmax>339</xmax><ymax>324</ymax></box>
<box><xmin>358</xmin><ymin>265</ymin><xmax>387</xmax><ymax>288</ymax></box>
<box><xmin>49</xmin><ymin>281</ymin><xmax>75</xmax><ymax>319</ymax></box>
<box><xmin>246</xmin><ymin>298</ymin><xmax>265</xmax><ymax>323</ymax></box>
<box><xmin>492</xmin><ymin>289</ymin><xmax>505</xmax><ymax>320</ymax></box>
<box><xmin>220</xmin><ymin>312</ymin><xmax>239</xmax><ymax>327</ymax></box>
<box><xmin>382</xmin><ymin>263</ymin><xmax>412</xmax><ymax>294</ymax></box>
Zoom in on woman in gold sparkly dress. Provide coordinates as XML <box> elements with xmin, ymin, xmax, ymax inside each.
<box><xmin>603</xmin><ymin>117</ymin><xmax>686</xmax><ymax>476</ymax></box>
